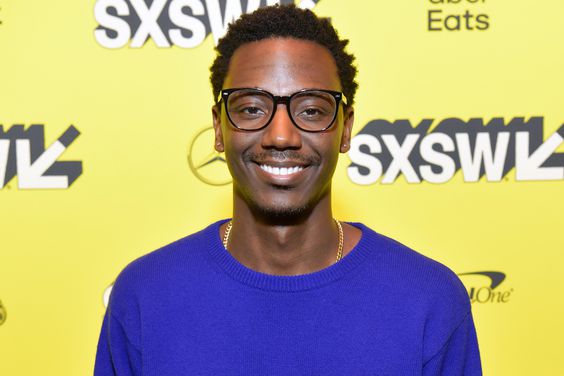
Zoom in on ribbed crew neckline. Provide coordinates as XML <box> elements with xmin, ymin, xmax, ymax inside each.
<box><xmin>205</xmin><ymin>219</ymin><xmax>374</xmax><ymax>292</ymax></box>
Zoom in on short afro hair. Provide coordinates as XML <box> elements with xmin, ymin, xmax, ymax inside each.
<box><xmin>210</xmin><ymin>4</ymin><xmax>358</xmax><ymax>105</ymax></box>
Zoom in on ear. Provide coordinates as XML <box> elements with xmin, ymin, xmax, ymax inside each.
<box><xmin>340</xmin><ymin>106</ymin><xmax>355</xmax><ymax>153</ymax></box>
<box><xmin>212</xmin><ymin>104</ymin><xmax>224</xmax><ymax>152</ymax></box>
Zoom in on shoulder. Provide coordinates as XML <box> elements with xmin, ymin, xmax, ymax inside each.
<box><xmin>355</xmin><ymin>222</ymin><xmax>470</xmax><ymax>314</ymax></box>
<box><xmin>355</xmin><ymin>223</ymin><xmax>474</xmax><ymax>357</ymax></box>
<box><xmin>107</xmin><ymin>220</ymin><xmax>223</xmax><ymax>317</ymax></box>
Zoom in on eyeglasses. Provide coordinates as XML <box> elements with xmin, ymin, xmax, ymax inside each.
<box><xmin>216</xmin><ymin>88</ymin><xmax>348</xmax><ymax>132</ymax></box>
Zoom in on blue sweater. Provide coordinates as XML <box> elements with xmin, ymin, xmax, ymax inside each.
<box><xmin>94</xmin><ymin>220</ymin><xmax>481</xmax><ymax>375</ymax></box>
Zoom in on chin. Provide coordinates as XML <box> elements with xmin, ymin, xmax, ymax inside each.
<box><xmin>258</xmin><ymin>204</ymin><xmax>308</xmax><ymax>219</ymax></box>
<box><xmin>249</xmin><ymin>198</ymin><xmax>313</xmax><ymax>223</ymax></box>
<box><xmin>235</xmin><ymin>182</ymin><xmax>329</xmax><ymax>223</ymax></box>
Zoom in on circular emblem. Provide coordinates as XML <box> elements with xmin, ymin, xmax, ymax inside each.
<box><xmin>0</xmin><ymin>300</ymin><xmax>6</xmax><ymax>326</ymax></box>
<box><xmin>187</xmin><ymin>126</ymin><xmax>231</xmax><ymax>186</ymax></box>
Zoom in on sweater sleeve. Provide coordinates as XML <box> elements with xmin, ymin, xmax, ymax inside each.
<box><xmin>423</xmin><ymin>312</ymin><xmax>482</xmax><ymax>376</ymax></box>
<box><xmin>94</xmin><ymin>309</ymin><xmax>142</xmax><ymax>376</ymax></box>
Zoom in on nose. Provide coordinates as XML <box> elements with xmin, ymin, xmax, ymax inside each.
<box><xmin>261</xmin><ymin>104</ymin><xmax>302</xmax><ymax>150</ymax></box>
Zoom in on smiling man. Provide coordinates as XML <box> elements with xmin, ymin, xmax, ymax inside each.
<box><xmin>95</xmin><ymin>5</ymin><xmax>481</xmax><ymax>375</ymax></box>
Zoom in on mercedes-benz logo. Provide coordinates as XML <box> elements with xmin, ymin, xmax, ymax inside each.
<box><xmin>0</xmin><ymin>299</ymin><xmax>6</xmax><ymax>326</ymax></box>
<box><xmin>187</xmin><ymin>126</ymin><xmax>231</xmax><ymax>186</ymax></box>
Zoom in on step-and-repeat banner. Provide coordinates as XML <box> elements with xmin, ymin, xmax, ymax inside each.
<box><xmin>1</xmin><ymin>0</ymin><xmax>563</xmax><ymax>374</ymax></box>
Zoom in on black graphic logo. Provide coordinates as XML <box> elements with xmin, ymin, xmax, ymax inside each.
<box><xmin>0</xmin><ymin>124</ymin><xmax>82</xmax><ymax>189</ymax></box>
<box><xmin>0</xmin><ymin>299</ymin><xmax>6</xmax><ymax>326</ymax></box>
<box><xmin>94</xmin><ymin>0</ymin><xmax>319</xmax><ymax>49</ymax></box>
<box><xmin>458</xmin><ymin>271</ymin><xmax>513</xmax><ymax>304</ymax></box>
<box><xmin>348</xmin><ymin>117</ymin><xmax>564</xmax><ymax>185</ymax></box>
<box><xmin>427</xmin><ymin>0</ymin><xmax>490</xmax><ymax>32</ymax></box>
<box><xmin>187</xmin><ymin>126</ymin><xmax>231</xmax><ymax>186</ymax></box>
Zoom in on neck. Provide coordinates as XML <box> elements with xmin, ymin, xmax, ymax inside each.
<box><xmin>226</xmin><ymin>193</ymin><xmax>339</xmax><ymax>276</ymax></box>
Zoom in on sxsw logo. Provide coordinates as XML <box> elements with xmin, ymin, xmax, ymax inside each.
<box><xmin>348</xmin><ymin>117</ymin><xmax>564</xmax><ymax>184</ymax></box>
<box><xmin>0</xmin><ymin>124</ymin><xmax>82</xmax><ymax>189</ymax></box>
<box><xmin>94</xmin><ymin>0</ymin><xmax>319</xmax><ymax>49</ymax></box>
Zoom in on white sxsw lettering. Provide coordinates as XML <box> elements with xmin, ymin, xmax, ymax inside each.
<box><xmin>94</xmin><ymin>0</ymin><xmax>131</xmax><ymax>49</ymax></box>
<box><xmin>16</xmin><ymin>140</ymin><xmax>69</xmax><ymax>189</ymax></box>
<box><xmin>419</xmin><ymin>133</ymin><xmax>456</xmax><ymax>184</ymax></box>
<box><xmin>205</xmin><ymin>0</ymin><xmax>280</xmax><ymax>44</ymax></box>
<box><xmin>515</xmin><ymin>131</ymin><xmax>564</xmax><ymax>181</ymax></box>
<box><xmin>205</xmin><ymin>0</ymin><xmax>243</xmax><ymax>45</ymax></box>
<box><xmin>381</xmin><ymin>134</ymin><xmax>420</xmax><ymax>184</ymax></box>
<box><xmin>347</xmin><ymin>134</ymin><xmax>383</xmax><ymax>185</ymax></box>
<box><xmin>130</xmin><ymin>0</ymin><xmax>170</xmax><ymax>48</ymax></box>
<box><xmin>456</xmin><ymin>132</ymin><xmax>510</xmax><ymax>182</ymax></box>
<box><xmin>169</xmin><ymin>0</ymin><xmax>207</xmax><ymax>48</ymax></box>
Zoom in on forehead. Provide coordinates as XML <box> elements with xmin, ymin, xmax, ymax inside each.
<box><xmin>224</xmin><ymin>38</ymin><xmax>341</xmax><ymax>94</ymax></box>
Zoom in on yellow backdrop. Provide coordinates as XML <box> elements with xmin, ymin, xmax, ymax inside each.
<box><xmin>1</xmin><ymin>0</ymin><xmax>563</xmax><ymax>374</ymax></box>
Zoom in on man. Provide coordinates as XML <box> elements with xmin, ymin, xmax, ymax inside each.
<box><xmin>95</xmin><ymin>5</ymin><xmax>481</xmax><ymax>375</ymax></box>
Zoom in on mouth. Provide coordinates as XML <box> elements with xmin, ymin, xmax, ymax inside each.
<box><xmin>258</xmin><ymin>164</ymin><xmax>305</xmax><ymax>176</ymax></box>
<box><xmin>244</xmin><ymin>151</ymin><xmax>318</xmax><ymax>185</ymax></box>
<box><xmin>251</xmin><ymin>160</ymin><xmax>311</xmax><ymax>185</ymax></box>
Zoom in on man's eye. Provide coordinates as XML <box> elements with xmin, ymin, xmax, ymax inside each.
<box><xmin>231</xmin><ymin>104</ymin><xmax>267</xmax><ymax>117</ymax></box>
<box><xmin>303</xmin><ymin>108</ymin><xmax>322</xmax><ymax>116</ymax></box>
<box><xmin>297</xmin><ymin>107</ymin><xmax>327</xmax><ymax>118</ymax></box>
<box><xmin>241</xmin><ymin>107</ymin><xmax>265</xmax><ymax>115</ymax></box>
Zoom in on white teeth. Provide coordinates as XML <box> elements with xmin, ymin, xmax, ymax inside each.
<box><xmin>259</xmin><ymin>164</ymin><xmax>304</xmax><ymax>176</ymax></box>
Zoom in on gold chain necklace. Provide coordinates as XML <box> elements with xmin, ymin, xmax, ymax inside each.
<box><xmin>222</xmin><ymin>219</ymin><xmax>344</xmax><ymax>263</ymax></box>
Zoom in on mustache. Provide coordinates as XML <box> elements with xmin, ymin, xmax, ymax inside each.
<box><xmin>243</xmin><ymin>150</ymin><xmax>320</xmax><ymax>165</ymax></box>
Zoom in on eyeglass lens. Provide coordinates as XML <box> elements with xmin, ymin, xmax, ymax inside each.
<box><xmin>226</xmin><ymin>89</ymin><xmax>338</xmax><ymax>131</ymax></box>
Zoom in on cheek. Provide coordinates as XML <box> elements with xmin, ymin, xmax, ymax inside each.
<box><xmin>221</xmin><ymin>123</ymin><xmax>241</xmax><ymax>175</ymax></box>
<box><xmin>221</xmin><ymin>114</ymin><xmax>238</xmax><ymax>156</ymax></box>
<box><xmin>224</xmin><ymin>139</ymin><xmax>243</xmax><ymax>175</ymax></box>
<box><xmin>223</xmin><ymin>131</ymin><xmax>259</xmax><ymax>173</ymax></box>
<box><xmin>311</xmin><ymin>130</ymin><xmax>342</xmax><ymax>160</ymax></box>
<box><xmin>323</xmin><ymin>133</ymin><xmax>344</xmax><ymax>172</ymax></box>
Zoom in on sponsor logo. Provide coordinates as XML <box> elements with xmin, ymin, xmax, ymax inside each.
<box><xmin>458</xmin><ymin>271</ymin><xmax>513</xmax><ymax>304</ymax></box>
<box><xmin>0</xmin><ymin>299</ymin><xmax>6</xmax><ymax>325</ymax></box>
<box><xmin>187</xmin><ymin>126</ymin><xmax>231</xmax><ymax>185</ymax></box>
<box><xmin>347</xmin><ymin>117</ymin><xmax>564</xmax><ymax>185</ymax></box>
<box><xmin>94</xmin><ymin>0</ymin><xmax>319</xmax><ymax>49</ymax></box>
<box><xmin>427</xmin><ymin>0</ymin><xmax>490</xmax><ymax>32</ymax></box>
<box><xmin>0</xmin><ymin>124</ymin><xmax>82</xmax><ymax>189</ymax></box>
